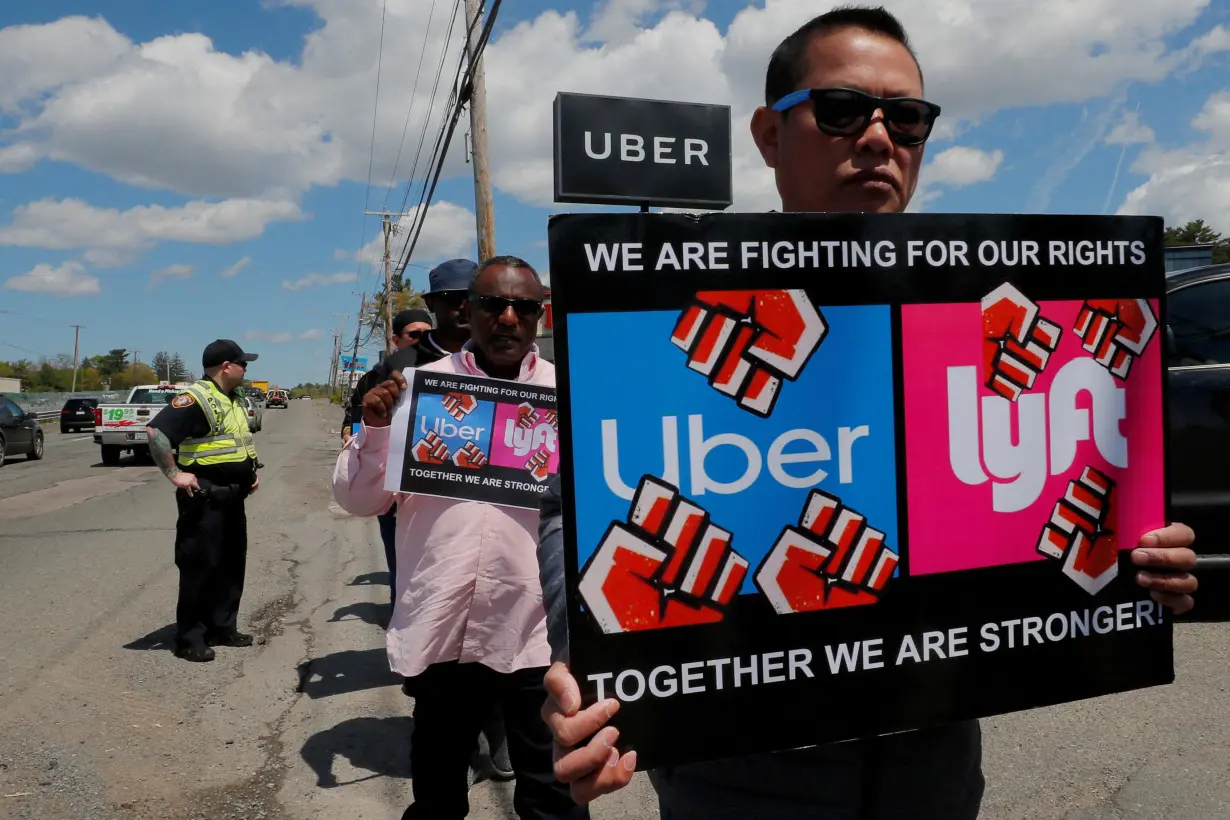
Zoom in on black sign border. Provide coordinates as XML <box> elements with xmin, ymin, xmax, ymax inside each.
<box><xmin>552</xmin><ymin>91</ymin><xmax>734</xmax><ymax>210</ymax></box>
<box><xmin>547</xmin><ymin>211</ymin><xmax>1175</xmax><ymax>771</ymax></box>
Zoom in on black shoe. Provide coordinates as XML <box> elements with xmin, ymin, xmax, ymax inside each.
<box><xmin>174</xmin><ymin>644</ymin><xmax>215</xmax><ymax>663</ymax></box>
<box><xmin>207</xmin><ymin>631</ymin><xmax>254</xmax><ymax>647</ymax></box>
<box><xmin>488</xmin><ymin>737</ymin><xmax>514</xmax><ymax>781</ymax></box>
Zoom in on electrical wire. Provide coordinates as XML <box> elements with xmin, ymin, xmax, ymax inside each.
<box><xmin>347</xmin><ymin>0</ymin><xmax>391</xmax><ymax>307</ymax></box>
<box><xmin>380</xmin><ymin>0</ymin><xmax>443</xmax><ymax>212</ymax></box>
<box><xmin>394</xmin><ymin>0</ymin><xmax>502</xmax><ymax>277</ymax></box>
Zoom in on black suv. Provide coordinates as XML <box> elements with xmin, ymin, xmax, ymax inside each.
<box><xmin>1166</xmin><ymin>262</ymin><xmax>1230</xmax><ymax>620</ymax></box>
<box><xmin>60</xmin><ymin>397</ymin><xmax>99</xmax><ymax>433</ymax></box>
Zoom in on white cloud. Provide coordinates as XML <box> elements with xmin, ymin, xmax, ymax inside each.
<box><xmin>150</xmin><ymin>263</ymin><xmax>194</xmax><ymax>287</ymax></box>
<box><xmin>336</xmin><ymin>201</ymin><xmax>477</xmax><ymax>268</ymax></box>
<box><xmin>220</xmin><ymin>255</ymin><xmax>252</xmax><ymax>278</ymax></box>
<box><xmin>245</xmin><ymin>327</ymin><xmax>326</xmax><ymax>344</ymax></box>
<box><xmin>3</xmin><ymin>260</ymin><xmax>100</xmax><ymax>297</ymax></box>
<box><xmin>282</xmin><ymin>271</ymin><xmax>358</xmax><ymax>290</ymax></box>
<box><xmin>0</xmin><ymin>143</ymin><xmax>41</xmax><ymax>173</ymax></box>
<box><xmin>0</xmin><ymin>197</ymin><xmax>305</xmax><ymax>257</ymax></box>
<box><xmin>924</xmin><ymin>147</ymin><xmax>1005</xmax><ymax>187</ymax></box>
<box><xmin>1106</xmin><ymin>110</ymin><xmax>1156</xmax><ymax>145</ymax></box>
<box><xmin>0</xmin><ymin>1</ymin><xmax>1226</xmax><ymax>214</ymax></box>
<box><xmin>1117</xmin><ymin>89</ymin><xmax>1230</xmax><ymax>235</ymax></box>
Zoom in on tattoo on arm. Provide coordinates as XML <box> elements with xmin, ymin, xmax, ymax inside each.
<box><xmin>147</xmin><ymin>428</ymin><xmax>180</xmax><ymax>481</ymax></box>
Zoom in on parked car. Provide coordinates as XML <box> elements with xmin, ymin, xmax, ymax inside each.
<box><xmin>1165</xmin><ymin>262</ymin><xmax>1230</xmax><ymax>620</ymax></box>
<box><xmin>60</xmin><ymin>397</ymin><xmax>99</xmax><ymax>433</ymax></box>
<box><xmin>0</xmin><ymin>394</ymin><xmax>45</xmax><ymax>467</ymax></box>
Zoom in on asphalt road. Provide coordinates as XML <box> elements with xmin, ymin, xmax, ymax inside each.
<box><xmin>0</xmin><ymin>402</ymin><xmax>1225</xmax><ymax>819</ymax></box>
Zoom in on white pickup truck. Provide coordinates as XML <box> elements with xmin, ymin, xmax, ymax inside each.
<box><xmin>93</xmin><ymin>383</ymin><xmax>186</xmax><ymax>465</ymax></box>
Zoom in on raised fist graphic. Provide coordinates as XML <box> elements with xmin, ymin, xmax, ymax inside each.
<box><xmin>525</xmin><ymin>449</ymin><xmax>551</xmax><ymax>482</ymax></box>
<box><xmin>982</xmin><ymin>283</ymin><xmax>1062</xmax><ymax>402</ymax></box>
<box><xmin>1036</xmin><ymin>466</ymin><xmax>1119</xmax><ymax>595</ymax></box>
<box><xmin>442</xmin><ymin>392</ymin><xmax>478</xmax><ymax>421</ymax></box>
<box><xmin>756</xmin><ymin>490</ymin><xmax>898</xmax><ymax>614</ymax></box>
<box><xmin>578</xmin><ymin>475</ymin><xmax>750</xmax><ymax>633</ymax></box>
<box><xmin>516</xmin><ymin>402</ymin><xmax>540</xmax><ymax>429</ymax></box>
<box><xmin>671</xmin><ymin>290</ymin><xmax>827</xmax><ymax>417</ymax></box>
<box><xmin>452</xmin><ymin>441</ymin><xmax>488</xmax><ymax>469</ymax></box>
<box><xmin>543</xmin><ymin>409</ymin><xmax>559</xmax><ymax>431</ymax></box>
<box><xmin>1075</xmin><ymin>299</ymin><xmax>1157</xmax><ymax>380</ymax></box>
<box><xmin>412</xmin><ymin>430</ymin><xmax>450</xmax><ymax>465</ymax></box>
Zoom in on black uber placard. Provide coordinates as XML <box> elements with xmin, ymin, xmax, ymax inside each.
<box><xmin>548</xmin><ymin>211</ymin><xmax>1173</xmax><ymax>770</ymax></box>
<box><xmin>553</xmin><ymin>92</ymin><xmax>732</xmax><ymax>209</ymax></box>
<box><xmin>384</xmin><ymin>370</ymin><xmax>559</xmax><ymax>509</ymax></box>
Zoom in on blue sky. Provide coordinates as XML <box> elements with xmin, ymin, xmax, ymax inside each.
<box><xmin>1</xmin><ymin>0</ymin><xmax>1228</xmax><ymax>387</ymax></box>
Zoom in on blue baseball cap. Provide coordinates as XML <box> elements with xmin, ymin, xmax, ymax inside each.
<box><xmin>427</xmin><ymin>258</ymin><xmax>478</xmax><ymax>294</ymax></box>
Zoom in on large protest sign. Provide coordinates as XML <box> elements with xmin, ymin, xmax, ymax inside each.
<box><xmin>384</xmin><ymin>370</ymin><xmax>559</xmax><ymax>508</ymax></box>
<box><xmin>548</xmin><ymin>212</ymin><xmax>1171</xmax><ymax>769</ymax></box>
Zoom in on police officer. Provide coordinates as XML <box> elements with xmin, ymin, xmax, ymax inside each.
<box><xmin>146</xmin><ymin>339</ymin><xmax>261</xmax><ymax>663</ymax></box>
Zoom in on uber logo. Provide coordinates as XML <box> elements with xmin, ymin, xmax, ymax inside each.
<box><xmin>554</xmin><ymin>92</ymin><xmax>732</xmax><ymax>210</ymax></box>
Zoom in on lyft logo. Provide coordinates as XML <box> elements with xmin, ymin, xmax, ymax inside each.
<box><xmin>947</xmin><ymin>358</ymin><xmax>1127</xmax><ymax>513</ymax></box>
<box><xmin>504</xmin><ymin>420</ymin><xmax>558</xmax><ymax>457</ymax></box>
<box><xmin>600</xmin><ymin>414</ymin><xmax>871</xmax><ymax>500</ymax></box>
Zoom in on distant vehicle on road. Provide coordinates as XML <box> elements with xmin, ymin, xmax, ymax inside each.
<box><xmin>0</xmin><ymin>394</ymin><xmax>44</xmax><ymax>467</ymax></box>
<box><xmin>60</xmin><ymin>397</ymin><xmax>99</xmax><ymax>433</ymax></box>
<box><xmin>266</xmin><ymin>390</ymin><xmax>289</xmax><ymax>409</ymax></box>
<box><xmin>245</xmin><ymin>396</ymin><xmax>264</xmax><ymax>432</ymax></box>
<box><xmin>93</xmin><ymin>383</ymin><xmax>183</xmax><ymax>465</ymax></box>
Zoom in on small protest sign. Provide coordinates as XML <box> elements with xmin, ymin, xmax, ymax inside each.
<box><xmin>384</xmin><ymin>370</ymin><xmax>559</xmax><ymax>508</ymax></box>
<box><xmin>548</xmin><ymin>211</ymin><xmax>1172</xmax><ymax>769</ymax></box>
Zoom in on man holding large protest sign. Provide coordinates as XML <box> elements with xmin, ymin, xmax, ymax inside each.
<box><xmin>332</xmin><ymin>256</ymin><xmax>585</xmax><ymax>819</ymax></box>
<box><xmin>538</xmin><ymin>5</ymin><xmax>1200</xmax><ymax>818</ymax></box>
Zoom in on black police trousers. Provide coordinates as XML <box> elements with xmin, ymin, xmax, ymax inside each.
<box><xmin>174</xmin><ymin>486</ymin><xmax>248</xmax><ymax>649</ymax></box>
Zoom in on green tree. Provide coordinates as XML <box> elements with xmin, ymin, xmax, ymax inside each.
<box><xmin>169</xmin><ymin>353</ymin><xmax>190</xmax><ymax>382</ymax></box>
<box><xmin>99</xmin><ymin>349</ymin><xmax>129</xmax><ymax>378</ymax></box>
<box><xmin>151</xmin><ymin>351</ymin><xmax>173</xmax><ymax>382</ymax></box>
<box><xmin>1164</xmin><ymin>219</ymin><xmax>1230</xmax><ymax>264</ymax></box>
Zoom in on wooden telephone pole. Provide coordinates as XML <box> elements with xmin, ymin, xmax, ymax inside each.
<box><xmin>364</xmin><ymin>210</ymin><xmax>413</xmax><ymax>356</ymax></box>
<box><xmin>464</xmin><ymin>0</ymin><xmax>496</xmax><ymax>261</ymax></box>
<box><xmin>69</xmin><ymin>324</ymin><xmax>84</xmax><ymax>393</ymax></box>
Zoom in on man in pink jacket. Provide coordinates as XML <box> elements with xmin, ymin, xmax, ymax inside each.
<box><xmin>333</xmin><ymin>256</ymin><xmax>586</xmax><ymax>820</ymax></box>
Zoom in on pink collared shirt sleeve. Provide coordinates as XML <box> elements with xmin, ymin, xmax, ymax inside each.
<box><xmin>332</xmin><ymin>421</ymin><xmax>396</xmax><ymax>517</ymax></box>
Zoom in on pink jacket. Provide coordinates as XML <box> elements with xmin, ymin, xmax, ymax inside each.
<box><xmin>331</xmin><ymin>344</ymin><xmax>555</xmax><ymax>678</ymax></box>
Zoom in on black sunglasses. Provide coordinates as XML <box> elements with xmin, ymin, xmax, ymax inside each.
<box><xmin>428</xmin><ymin>290</ymin><xmax>468</xmax><ymax>309</ymax></box>
<box><xmin>772</xmin><ymin>87</ymin><xmax>941</xmax><ymax>146</ymax></box>
<box><xmin>400</xmin><ymin>328</ymin><xmax>425</xmax><ymax>341</ymax></box>
<box><xmin>474</xmin><ymin>295</ymin><xmax>543</xmax><ymax>319</ymax></box>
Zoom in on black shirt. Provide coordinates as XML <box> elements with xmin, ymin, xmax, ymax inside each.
<box><xmin>147</xmin><ymin>378</ymin><xmax>257</xmax><ymax>485</ymax></box>
<box><xmin>342</xmin><ymin>331</ymin><xmax>456</xmax><ymax>430</ymax></box>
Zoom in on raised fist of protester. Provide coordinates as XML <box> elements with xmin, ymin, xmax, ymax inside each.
<box><xmin>981</xmin><ymin>283</ymin><xmax>1062</xmax><ymax>402</ymax></box>
<box><xmin>578</xmin><ymin>475</ymin><xmax>749</xmax><ymax>633</ymax></box>
<box><xmin>541</xmin><ymin>661</ymin><xmax>635</xmax><ymax>805</ymax></box>
<box><xmin>756</xmin><ymin>489</ymin><xmax>898</xmax><ymax>613</ymax></box>
<box><xmin>442</xmin><ymin>391</ymin><xmax>478</xmax><ymax>420</ymax></box>
<box><xmin>361</xmin><ymin>371</ymin><xmax>407</xmax><ymax>428</ymax></box>
<box><xmin>671</xmin><ymin>289</ymin><xmax>827</xmax><ymax>417</ymax></box>
<box><xmin>1075</xmin><ymin>298</ymin><xmax>1158</xmax><ymax>380</ymax></box>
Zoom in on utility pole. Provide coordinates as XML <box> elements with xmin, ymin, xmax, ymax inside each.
<box><xmin>364</xmin><ymin>210</ymin><xmax>412</xmax><ymax>356</ymax></box>
<box><xmin>69</xmin><ymin>324</ymin><xmax>84</xmax><ymax>394</ymax></box>
<box><xmin>344</xmin><ymin>292</ymin><xmax>366</xmax><ymax>405</ymax></box>
<box><xmin>464</xmin><ymin>0</ymin><xmax>496</xmax><ymax>261</ymax></box>
<box><xmin>330</xmin><ymin>313</ymin><xmax>347</xmax><ymax>393</ymax></box>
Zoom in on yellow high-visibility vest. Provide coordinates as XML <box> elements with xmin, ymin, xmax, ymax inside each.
<box><xmin>176</xmin><ymin>379</ymin><xmax>258</xmax><ymax>467</ymax></box>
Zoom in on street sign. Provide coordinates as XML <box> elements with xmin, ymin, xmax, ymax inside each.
<box><xmin>553</xmin><ymin>92</ymin><xmax>732</xmax><ymax>210</ymax></box>
<box><xmin>340</xmin><ymin>355</ymin><xmax>368</xmax><ymax>372</ymax></box>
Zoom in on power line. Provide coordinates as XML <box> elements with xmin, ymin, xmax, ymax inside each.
<box><xmin>381</xmin><ymin>0</ymin><xmax>445</xmax><ymax>212</ymax></box>
<box><xmin>394</xmin><ymin>0</ymin><xmax>503</xmax><ymax>276</ymax></box>
<box><xmin>0</xmin><ymin>340</ymin><xmax>52</xmax><ymax>357</ymax></box>
<box><xmin>395</xmin><ymin>0</ymin><xmax>467</xmax><ymax>220</ymax></box>
<box><xmin>348</xmin><ymin>0</ymin><xmax>392</xmax><ymax>318</ymax></box>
